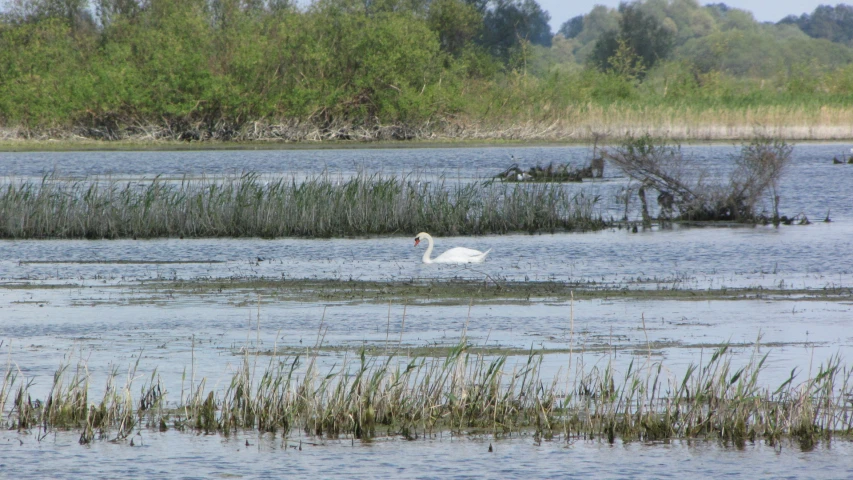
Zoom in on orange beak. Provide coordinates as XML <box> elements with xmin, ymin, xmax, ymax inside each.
<box><xmin>414</xmin><ymin>238</ymin><xmax>420</xmax><ymax>247</ymax></box>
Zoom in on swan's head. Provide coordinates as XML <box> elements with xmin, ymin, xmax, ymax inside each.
<box><xmin>414</xmin><ymin>232</ymin><xmax>429</xmax><ymax>247</ymax></box>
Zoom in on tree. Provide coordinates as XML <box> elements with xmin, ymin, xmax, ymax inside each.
<box><xmin>5</xmin><ymin>0</ymin><xmax>95</xmax><ymax>31</ymax></box>
<box><xmin>558</xmin><ymin>15</ymin><xmax>583</xmax><ymax>38</ymax></box>
<box><xmin>642</xmin><ymin>0</ymin><xmax>715</xmax><ymax>46</ymax></box>
<box><xmin>427</xmin><ymin>0</ymin><xmax>482</xmax><ymax>56</ymax></box>
<box><xmin>591</xmin><ymin>3</ymin><xmax>673</xmax><ymax>76</ymax></box>
<box><xmin>96</xmin><ymin>0</ymin><xmax>144</xmax><ymax>27</ymax></box>
<box><xmin>481</xmin><ymin>0</ymin><xmax>551</xmax><ymax>60</ymax></box>
<box><xmin>779</xmin><ymin>4</ymin><xmax>853</xmax><ymax>45</ymax></box>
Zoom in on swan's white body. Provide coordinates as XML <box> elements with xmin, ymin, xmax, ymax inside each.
<box><xmin>414</xmin><ymin>232</ymin><xmax>490</xmax><ymax>264</ymax></box>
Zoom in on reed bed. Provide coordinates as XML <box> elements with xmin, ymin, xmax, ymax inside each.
<box><xmin>0</xmin><ymin>172</ymin><xmax>604</xmax><ymax>239</ymax></box>
<box><xmin>3</xmin><ymin>339</ymin><xmax>852</xmax><ymax>448</ymax></box>
<box><xmin>453</xmin><ymin>105</ymin><xmax>853</xmax><ymax>142</ymax></box>
<box><xmin>4</xmin><ymin>104</ymin><xmax>853</xmax><ymax>143</ymax></box>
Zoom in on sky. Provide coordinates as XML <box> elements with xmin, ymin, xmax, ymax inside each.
<box><xmin>539</xmin><ymin>1</ymin><xmax>844</xmax><ymax>31</ymax></box>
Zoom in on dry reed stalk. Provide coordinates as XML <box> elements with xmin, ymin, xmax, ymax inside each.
<box><xmin>4</xmin><ymin>104</ymin><xmax>853</xmax><ymax>143</ymax></box>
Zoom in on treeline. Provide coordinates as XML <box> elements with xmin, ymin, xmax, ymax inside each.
<box><xmin>780</xmin><ymin>4</ymin><xmax>853</xmax><ymax>45</ymax></box>
<box><xmin>1</xmin><ymin>0</ymin><xmax>852</xmax><ymax>141</ymax></box>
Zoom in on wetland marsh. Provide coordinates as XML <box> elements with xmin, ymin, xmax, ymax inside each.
<box><xmin>2</xmin><ymin>144</ymin><xmax>853</xmax><ymax>477</ymax></box>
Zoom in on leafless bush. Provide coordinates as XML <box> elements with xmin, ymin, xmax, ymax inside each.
<box><xmin>603</xmin><ymin>135</ymin><xmax>793</xmax><ymax>223</ymax></box>
<box><xmin>727</xmin><ymin>137</ymin><xmax>793</xmax><ymax>223</ymax></box>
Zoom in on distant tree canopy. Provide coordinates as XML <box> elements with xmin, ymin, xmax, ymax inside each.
<box><xmin>780</xmin><ymin>4</ymin><xmax>853</xmax><ymax>45</ymax></box>
<box><xmin>4</xmin><ymin>0</ymin><xmax>95</xmax><ymax>31</ymax></box>
<box><xmin>591</xmin><ymin>3</ymin><xmax>674</xmax><ymax>75</ymax></box>
<box><xmin>558</xmin><ymin>14</ymin><xmax>583</xmax><ymax>39</ymax></box>
<box><xmin>1</xmin><ymin>0</ymin><xmax>853</xmax><ymax>135</ymax></box>
<box><xmin>481</xmin><ymin>0</ymin><xmax>552</xmax><ymax>58</ymax></box>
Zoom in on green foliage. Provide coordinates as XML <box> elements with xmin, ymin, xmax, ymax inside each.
<box><xmin>295</xmin><ymin>10</ymin><xmax>447</xmax><ymax>122</ymax></box>
<box><xmin>780</xmin><ymin>4</ymin><xmax>853</xmax><ymax>45</ymax></box>
<box><xmin>557</xmin><ymin>15</ymin><xmax>583</xmax><ymax>39</ymax></box>
<box><xmin>0</xmin><ymin>19</ymin><xmax>96</xmax><ymax>126</ymax></box>
<box><xmin>481</xmin><ymin>0</ymin><xmax>552</xmax><ymax>60</ymax></box>
<box><xmin>5</xmin><ymin>0</ymin><xmax>95</xmax><ymax>32</ymax></box>
<box><xmin>0</xmin><ymin>0</ymin><xmax>457</xmax><ymax>132</ymax></box>
<box><xmin>427</xmin><ymin>0</ymin><xmax>482</xmax><ymax>56</ymax></box>
<box><xmin>641</xmin><ymin>0</ymin><xmax>715</xmax><ymax>45</ymax></box>
<box><xmin>591</xmin><ymin>3</ymin><xmax>674</xmax><ymax>76</ymax></box>
<box><xmin>1</xmin><ymin>0</ymin><xmax>853</xmax><ymax>135</ymax></box>
<box><xmin>678</xmin><ymin>26</ymin><xmax>853</xmax><ymax>77</ymax></box>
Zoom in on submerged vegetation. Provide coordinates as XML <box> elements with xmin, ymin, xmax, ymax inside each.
<box><xmin>0</xmin><ymin>172</ymin><xmax>604</xmax><ymax>238</ymax></box>
<box><xmin>138</xmin><ymin>278</ymin><xmax>853</xmax><ymax>305</ymax></box>
<box><xmin>3</xmin><ymin>337</ymin><xmax>852</xmax><ymax>449</ymax></box>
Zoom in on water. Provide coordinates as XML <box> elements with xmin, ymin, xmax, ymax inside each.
<box><xmin>1</xmin><ymin>143</ymin><xmax>852</xmax><ymax>287</ymax></box>
<box><xmin>1</xmin><ymin>143</ymin><xmax>853</xmax><ymax>476</ymax></box>
<box><xmin>1</xmin><ymin>431</ymin><xmax>852</xmax><ymax>478</ymax></box>
<box><xmin>2</xmin><ymin>143</ymin><xmax>851</xmax><ymax>222</ymax></box>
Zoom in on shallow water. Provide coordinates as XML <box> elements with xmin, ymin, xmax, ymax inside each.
<box><xmin>2</xmin><ymin>283</ymin><xmax>850</xmax><ymax>404</ymax></box>
<box><xmin>2</xmin><ymin>144</ymin><xmax>853</xmax><ymax>476</ymax></box>
<box><xmin>1</xmin><ymin>221</ymin><xmax>852</xmax><ymax>292</ymax></box>
<box><xmin>2</xmin><ymin>143</ymin><xmax>852</xmax><ymax>221</ymax></box>
<box><xmin>2</xmin><ymin>430</ymin><xmax>852</xmax><ymax>479</ymax></box>
<box><xmin>1</xmin><ymin>143</ymin><xmax>852</xmax><ymax>289</ymax></box>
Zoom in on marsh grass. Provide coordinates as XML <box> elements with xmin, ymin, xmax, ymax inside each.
<box><xmin>5</xmin><ymin>105</ymin><xmax>853</xmax><ymax>144</ymax></box>
<box><xmin>3</xmin><ymin>350</ymin><xmax>167</xmax><ymax>444</ymax></box>
<box><xmin>0</xmin><ymin>172</ymin><xmax>604</xmax><ymax>239</ymax></box>
<box><xmin>3</xmin><ymin>337</ymin><xmax>853</xmax><ymax>448</ymax></box>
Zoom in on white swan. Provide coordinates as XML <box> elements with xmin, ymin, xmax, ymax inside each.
<box><xmin>414</xmin><ymin>232</ymin><xmax>491</xmax><ymax>264</ymax></box>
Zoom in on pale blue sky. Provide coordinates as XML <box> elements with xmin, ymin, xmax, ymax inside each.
<box><xmin>539</xmin><ymin>1</ymin><xmax>844</xmax><ymax>31</ymax></box>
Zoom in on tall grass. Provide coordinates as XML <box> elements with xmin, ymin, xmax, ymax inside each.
<box><xmin>0</xmin><ymin>172</ymin><xmax>605</xmax><ymax>239</ymax></box>
<box><xmin>5</xmin><ymin>103</ymin><xmax>852</xmax><ymax>142</ymax></box>
<box><xmin>3</xmin><ymin>338</ymin><xmax>852</xmax><ymax>448</ymax></box>
<box><xmin>4</xmin><ymin>350</ymin><xmax>158</xmax><ymax>444</ymax></box>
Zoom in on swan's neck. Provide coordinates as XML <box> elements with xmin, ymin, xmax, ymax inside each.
<box><xmin>421</xmin><ymin>235</ymin><xmax>434</xmax><ymax>264</ymax></box>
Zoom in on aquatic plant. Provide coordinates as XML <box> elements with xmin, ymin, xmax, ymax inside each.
<box><xmin>0</xmin><ymin>172</ymin><xmax>605</xmax><ymax>239</ymax></box>
<box><xmin>2</xmin><ymin>336</ymin><xmax>852</xmax><ymax>449</ymax></box>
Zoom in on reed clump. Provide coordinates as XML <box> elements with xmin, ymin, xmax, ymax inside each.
<box><xmin>3</xmin><ymin>352</ymin><xmax>161</xmax><ymax>444</ymax></box>
<box><xmin>0</xmin><ymin>172</ymin><xmax>605</xmax><ymax>239</ymax></box>
<box><xmin>3</xmin><ymin>339</ymin><xmax>853</xmax><ymax>449</ymax></box>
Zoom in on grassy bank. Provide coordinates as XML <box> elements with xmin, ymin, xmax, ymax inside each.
<box><xmin>3</xmin><ymin>337</ymin><xmax>851</xmax><ymax>448</ymax></box>
<box><xmin>0</xmin><ymin>172</ymin><xmax>605</xmax><ymax>239</ymax></box>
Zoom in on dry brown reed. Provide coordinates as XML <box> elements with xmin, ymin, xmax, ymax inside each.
<box><xmin>3</xmin><ymin>105</ymin><xmax>852</xmax><ymax>144</ymax></box>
